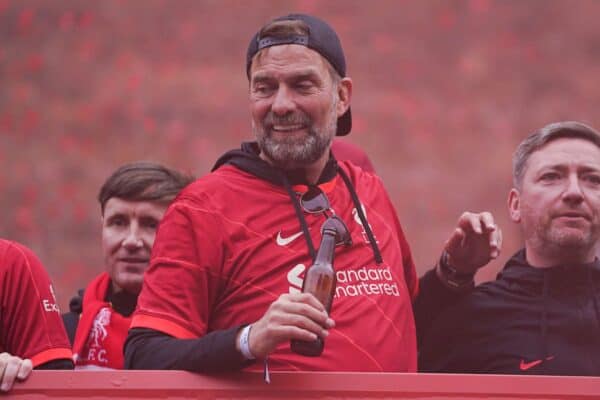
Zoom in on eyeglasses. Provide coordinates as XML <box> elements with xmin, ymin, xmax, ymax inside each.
<box><xmin>300</xmin><ymin>186</ymin><xmax>352</xmax><ymax>246</ymax></box>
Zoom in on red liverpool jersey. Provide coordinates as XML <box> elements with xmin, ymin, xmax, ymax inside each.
<box><xmin>133</xmin><ymin>162</ymin><xmax>417</xmax><ymax>372</ymax></box>
<box><xmin>0</xmin><ymin>239</ymin><xmax>72</xmax><ymax>366</ymax></box>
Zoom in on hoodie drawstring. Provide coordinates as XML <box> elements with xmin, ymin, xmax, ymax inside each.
<box><xmin>281</xmin><ymin>165</ymin><xmax>383</xmax><ymax>266</ymax></box>
<box><xmin>216</xmin><ymin>142</ymin><xmax>382</xmax><ymax>265</ymax></box>
<box><xmin>337</xmin><ymin>167</ymin><xmax>383</xmax><ymax>264</ymax></box>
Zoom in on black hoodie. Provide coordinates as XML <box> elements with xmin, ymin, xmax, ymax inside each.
<box><xmin>419</xmin><ymin>249</ymin><xmax>600</xmax><ymax>375</ymax></box>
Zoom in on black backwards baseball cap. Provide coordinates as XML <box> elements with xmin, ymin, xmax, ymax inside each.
<box><xmin>246</xmin><ymin>13</ymin><xmax>352</xmax><ymax>136</ymax></box>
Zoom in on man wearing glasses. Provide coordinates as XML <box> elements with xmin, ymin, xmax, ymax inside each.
<box><xmin>125</xmin><ymin>13</ymin><xmax>499</xmax><ymax>372</ymax></box>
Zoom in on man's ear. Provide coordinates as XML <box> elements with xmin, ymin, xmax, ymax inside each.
<box><xmin>336</xmin><ymin>77</ymin><xmax>352</xmax><ymax>118</ymax></box>
<box><xmin>508</xmin><ymin>188</ymin><xmax>521</xmax><ymax>223</ymax></box>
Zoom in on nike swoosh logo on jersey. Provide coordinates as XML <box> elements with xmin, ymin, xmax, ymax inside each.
<box><xmin>519</xmin><ymin>356</ymin><xmax>554</xmax><ymax>371</ymax></box>
<box><xmin>276</xmin><ymin>231</ymin><xmax>303</xmax><ymax>246</ymax></box>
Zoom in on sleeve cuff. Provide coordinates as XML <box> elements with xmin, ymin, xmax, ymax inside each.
<box><xmin>131</xmin><ymin>314</ymin><xmax>198</xmax><ymax>339</ymax></box>
<box><xmin>30</xmin><ymin>347</ymin><xmax>73</xmax><ymax>368</ymax></box>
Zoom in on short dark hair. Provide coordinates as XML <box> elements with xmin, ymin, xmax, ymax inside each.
<box><xmin>98</xmin><ymin>161</ymin><xmax>194</xmax><ymax>214</ymax></box>
<box><xmin>513</xmin><ymin>121</ymin><xmax>600</xmax><ymax>189</ymax></box>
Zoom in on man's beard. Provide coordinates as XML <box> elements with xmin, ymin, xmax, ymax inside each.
<box><xmin>530</xmin><ymin>212</ymin><xmax>600</xmax><ymax>256</ymax></box>
<box><xmin>254</xmin><ymin>104</ymin><xmax>337</xmax><ymax>170</ymax></box>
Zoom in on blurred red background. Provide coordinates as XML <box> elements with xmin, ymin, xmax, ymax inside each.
<box><xmin>1</xmin><ymin>0</ymin><xmax>599</xmax><ymax>309</ymax></box>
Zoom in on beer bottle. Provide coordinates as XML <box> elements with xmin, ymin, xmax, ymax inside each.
<box><xmin>290</xmin><ymin>223</ymin><xmax>338</xmax><ymax>356</ymax></box>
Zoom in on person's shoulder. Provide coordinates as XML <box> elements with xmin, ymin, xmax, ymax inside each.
<box><xmin>473</xmin><ymin>273</ymin><xmax>516</xmax><ymax>298</ymax></box>
<box><xmin>332</xmin><ymin>140</ymin><xmax>375</xmax><ymax>173</ymax></box>
<box><xmin>338</xmin><ymin>159</ymin><xmax>379</xmax><ymax>181</ymax></box>
<box><xmin>165</xmin><ymin>166</ymin><xmax>257</xmax><ymax>219</ymax></box>
<box><xmin>0</xmin><ymin>238</ymin><xmax>25</xmax><ymax>256</ymax></box>
<box><xmin>337</xmin><ymin>160</ymin><xmax>388</xmax><ymax>203</ymax></box>
<box><xmin>180</xmin><ymin>166</ymin><xmax>252</xmax><ymax>197</ymax></box>
<box><xmin>0</xmin><ymin>239</ymin><xmax>43</xmax><ymax>273</ymax></box>
<box><xmin>0</xmin><ymin>238</ymin><xmax>13</xmax><ymax>259</ymax></box>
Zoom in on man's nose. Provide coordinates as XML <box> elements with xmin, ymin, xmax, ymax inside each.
<box><xmin>122</xmin><ymin>226</ymin><xmax>143</xmax><ymax>250</ymax></box>
<box><xmin>271</xmin><ymin>86</ymin><xmax>295</xmax><ymax>116</ymax></box>
<box><xmin>562</xmin><ymin>175</ymin><xmax>585</xmax><ymax>204</ymax></box>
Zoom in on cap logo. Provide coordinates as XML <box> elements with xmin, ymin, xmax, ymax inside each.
<box><xmin>257</xmin><ymin>35</ymin><xmax>309</xmax><ymax>51</ymax></box>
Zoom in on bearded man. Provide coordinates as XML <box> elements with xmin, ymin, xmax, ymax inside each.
<box><xmin>125</xmin><ymin>13</ymin><xmax>499</xmax><ymax>373</ymax></box>
<box><xmin>419</xmin><ymin>121</ymin><xmax>600</xmax><ymax>375</ymax></box>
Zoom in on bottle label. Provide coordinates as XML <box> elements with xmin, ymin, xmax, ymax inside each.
<box><xmin>303</xmin><ymin>271</ymin><xmax>334</xmax><ymax>311</ymax></box>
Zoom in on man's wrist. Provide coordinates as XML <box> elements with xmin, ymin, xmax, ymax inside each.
<box><xmin>435</xmin><ymin>250</ymin><xmax>475</xmax><ymax>291</ymax></box>
<box><xmin>237</xmin><ymin>324</ymin><xmax>256</xmax><ymax>360</ymax></box>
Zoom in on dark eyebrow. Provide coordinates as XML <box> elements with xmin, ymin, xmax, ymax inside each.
<box><xmin>579</xmin><ymin>165</ymin><xmax>600</xmax><ymax>173</ymax></box>
<box><xmin>539</xmin><ymin>164</ymin><xmax>600</xmax><ymax>174</ymax></box>
<box><xmin>140</xmin><ymin>215</ymin><xmax>160</xmax><ymax>222</ymax></box>
<box><xmin>251</xmin><ymin>74</ymin><xmax>273</xmax><ymax>85</ymax></box>
<box><xmin>540</xmin><ymin>164</ymin><xmax>566</xmax><ymax>171</ymax></box>
<box><xmin>105</xmin><ymin>213</ymin><xmax>128</xmax><ymax>224</ymax></box>
<box><xmin>106</xmin><ymin>212</ymin><xmax>126</xmax><ymax>220</ymax></box>
<box><xmin>291</xmin><ymin>71</ymin><xmax>320</xmax><ymax>82</ymax></box>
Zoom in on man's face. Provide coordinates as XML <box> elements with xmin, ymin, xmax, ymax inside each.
<box><xmin>101</xmin><ymin>198</ymin><xmax>167</xmax><ymax>294</ymax></box>
<box><xmin>509</xmin><ymin>138</ymin><xmax>600</xmax><ymax>261</ymax></box>
<box><xmin>249</xmin><ymin>44</ymin><xmax>351</xmax><ymax>169</ymax></box>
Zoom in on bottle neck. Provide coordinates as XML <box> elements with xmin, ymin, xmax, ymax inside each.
<box><xmin>314</xmin><ymin>229</ymin><xmax>337</xmax><ymax>265</ymax></box>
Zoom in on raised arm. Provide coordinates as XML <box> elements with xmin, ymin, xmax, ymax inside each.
<box><xmin>414</xmin><ymin>212</ymin><xmax>502</xmax><ymax>343</ymax></box>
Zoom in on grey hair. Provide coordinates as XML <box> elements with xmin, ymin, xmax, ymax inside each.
<box><xmin>512</xmin><ymin>121</ymin><xmax>600</xmax><ymax>189</ymax></box>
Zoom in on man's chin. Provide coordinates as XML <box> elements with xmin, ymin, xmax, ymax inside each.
<box><xmin>549</xmin><ymin>229</ymin><xmax>592</xmax><ymax>248</ymax></box>
<box><xmin>261</xmin><ymin>145</ymin><xmax>323</xmax><ymax>169</ymax></box>
<box><xmin>112</xmin><ymin>274</ymin><xmax>144</xmax><ymax>294</ymax></box>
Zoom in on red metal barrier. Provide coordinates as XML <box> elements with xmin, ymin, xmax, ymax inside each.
<box><xmin>8</xmin><ymin>371</ymin><xmax>600</xmax><ymax>399</ymax></box>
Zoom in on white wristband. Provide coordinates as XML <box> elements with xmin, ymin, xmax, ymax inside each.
<box><xmin>239</xmin><ymin>324</ymin><xmax>255</xmax><ymax>360</ymax></box>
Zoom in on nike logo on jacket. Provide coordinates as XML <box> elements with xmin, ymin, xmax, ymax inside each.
<box><xmin>519</xmin><ymin>356</ymin><xmax>555</xmax><ymax>371</ymax></box>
